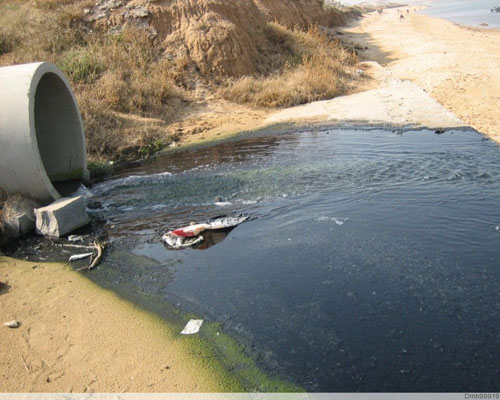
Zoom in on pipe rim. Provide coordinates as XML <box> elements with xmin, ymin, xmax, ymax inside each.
<box><xmin>28</xmin><ymin>62</ymin><xmax>87</xmax><ymax>202</ymax></box>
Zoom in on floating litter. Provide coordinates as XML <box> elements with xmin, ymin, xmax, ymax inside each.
<box><xmin>163</xmin><ymin>216</ymin><xmax>249</xmax><ymax>249</ymax></box>
<box><xmin>181</xmin><ymin>319</ymin><xmax>204</xmax><ymax>335</ymax></box>
<box><xmin>68</xmin><ymin>235</ymin><xmax>86</xmax><ymax>242</ymax></box>
<box><xmin>68</xmin><ymin>253</ymin><xmax>94</xmax><ymax>262</ymax></box>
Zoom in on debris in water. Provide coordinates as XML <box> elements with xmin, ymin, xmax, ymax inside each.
<box><xmin>181</xmin><ymin>319</ymin><xmax>204</xmax><ymax>335</ymax></box>
<box><xmin>215</xmin><ymin>201</ymin><xmax>232</xmax><ymax>206</ymax></box>
<box><xmin>162</xmin><ymin>216</ymin><xmax>249</xmax><ymax>249</ymax></box>
<box><xmin>68</xmin><ymin>253</ymin><xmax>94</xmax><ymax>262</ymax></box>
<box><xmin>77</xmin><ymin>242</ymin><xmax>105</xmax><ymax>271</ymax></box>
<box><xmin>4</xmin><ymin>320</ymin><xmax>20</xmax><ymax>328</ymax></box>
<box><xmin>68</xmin><ymin>235</ymin><xmax>86</xmax><ymax>243</ymax></box>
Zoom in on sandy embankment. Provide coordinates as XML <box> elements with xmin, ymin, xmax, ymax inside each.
<box><xmin>0</xmin><ymin>257</ymin><xmax>236</xmax><ymax>392</ymax></box>
<box><xmin>344</xmin><ymin>7</ymin><xmax>500</xmax><ymax>141</ymax></box>
<box><xmin>267</xmin><ymin>8</ymin><xmax>500</xmax><ymax>140</ymax></box>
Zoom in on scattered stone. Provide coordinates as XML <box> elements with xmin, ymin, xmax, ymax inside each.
<box><xmin>3</xmin><ymin>212</ymin><xmax>35</xmax><ymax>238</ymax></box>
<box><xmin>1</xmin><ymin>196</ymin><xmax>39</xmax><ymax>239</ymax></box>
<box><xmin>128</xmin><ymin>6</ymin><xmax>149</xmax><ymax>18</ymax></box>
<box><xmin>3</xmin><ymin>320</ymin><xmax>20</xmax><ymax>328</ymax></box>
<box><xmin>102</xmin><ymin>0</ymin><xmax>123</xmax><ymax>10</ymax></box>
<box><xmin>35</xmin><ymin>196</ymin><xmax>90</xmax><ymax>238</ymax></box>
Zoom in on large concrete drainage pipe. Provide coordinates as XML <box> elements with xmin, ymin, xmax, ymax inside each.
<box><xmin>0</xmin><ymin>62</ymin><xmax>88</xmax><ymax>204</ymax></box>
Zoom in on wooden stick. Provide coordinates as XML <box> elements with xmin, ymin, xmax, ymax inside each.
<box><xmin>78</xmin><ymin>242</ymin><xmax>104</xmax><ymax>271</ymax></box>
<box><xmin>58</xmin><ymin>243</ymin><xmax>96</xmax><ymax>250</ymax></box>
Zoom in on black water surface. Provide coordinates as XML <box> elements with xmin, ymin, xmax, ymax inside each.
<box><xmin>90</xmin><ymin>128</ymin><xmax>500</xmax><ymax>391</ymax></box>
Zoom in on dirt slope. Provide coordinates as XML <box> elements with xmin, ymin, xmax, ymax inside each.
<box><xmin>89</xmin><ymin>0</ymin><xmax>347</xmax><ymax>78</ymax></box>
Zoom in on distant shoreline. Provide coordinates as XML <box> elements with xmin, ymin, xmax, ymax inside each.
<box><xmin>337</xmin><ymin>6</ymin><xmax>500</xmax><ymax>142</ymax></box>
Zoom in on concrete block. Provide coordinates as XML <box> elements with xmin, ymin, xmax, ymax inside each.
<box><xmin>35</xmin><ymin>196</ymin><xmax>90</xmax><ymax>237</ymax></box>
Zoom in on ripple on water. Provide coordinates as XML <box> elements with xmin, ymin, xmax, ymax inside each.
<box><xmin>90</xmin><ymin>128</ymin><xmax>500</xmax><ymax>391</ymax></box>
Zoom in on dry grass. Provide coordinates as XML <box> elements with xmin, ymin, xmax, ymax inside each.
<box><xmin>0</xmin><ymin>1</ymin><xmax>358</xmax><ymax>163</ymax></box>
<box><xmin>221</xmin><ymin>24</ymin><xmax>358</xmax><ymax>108</ymax></box>
<box><xmin>0</xmin><ymin>0</ymin><xmax>186</xmax><ymax>161</ymax></box>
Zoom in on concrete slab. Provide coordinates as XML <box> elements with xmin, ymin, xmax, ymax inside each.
<box><xmin>35</xmin><ymin>196</ymin><xmax>90</xmax><ymax>237</ymax></box>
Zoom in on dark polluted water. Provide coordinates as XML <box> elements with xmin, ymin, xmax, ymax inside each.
<box><xmin>31</xmin><ymin>128</ymin><xmax>500</xmax><ymax>391</ymax></box>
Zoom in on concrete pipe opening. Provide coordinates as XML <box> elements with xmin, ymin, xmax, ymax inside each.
<box><xmin>0</xmin><ymin>62</ymin><xmax>88</xmax><ymax>204</ymax></box>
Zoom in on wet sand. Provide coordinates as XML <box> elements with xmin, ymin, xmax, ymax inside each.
<box><xmin>0</xmin><ymin>256</ymin><xmax>238</xmax><ymax>392</ymax></box>
<box><xmin>341</xmin><ymin>7</ymin><xmax>500</xmax><ymax>142</ymax></box>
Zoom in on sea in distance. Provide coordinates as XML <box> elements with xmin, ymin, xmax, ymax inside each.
<box><xmin>337</xmin><ymin>0</ymin><xmax>500</xmax><ymax>29</ymax></box>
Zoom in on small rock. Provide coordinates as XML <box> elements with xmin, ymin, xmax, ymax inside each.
<box><xmin>104</xmin><ymin>0</ymin><xmax>123</xmax><ymax>10</ymax></box>
<box><xmin>4</xmin><ymin>320</ymin><xmax>20</xmax><ymax>328</ymax></box>
<box><xmin>3</xmin><ymin>212</ymin><xmax>35</xmax><ymax>238</ymax></box>
<box><xmin>129</xmin><ymin>6</ymin><xmax>148</xmax><ymax>18</ymax></box>
<box><xmin>1</xmin><ymin>196</ymin><xmax>39</xmax><ymax>238</ymax></box>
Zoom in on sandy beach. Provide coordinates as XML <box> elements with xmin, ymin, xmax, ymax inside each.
<box><xmin>0</xmin><ymin>256</ymin><xmax>238</xmax><ymax>392</ymax></box>
<box><xmin>342</xmin><ymin>7</ymin><xmax>500</xmax><ymax>141</ymax></box>
<box><xmin>266</xmin><ymin>6</ymin><xmax>500</xmax><ymax>139</ymax></box>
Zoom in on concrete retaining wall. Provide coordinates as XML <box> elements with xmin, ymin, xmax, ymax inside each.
<box><xmin>0</xmin><ymin>62</ymin><xmax>88</xmax><ymax>204</ymax></box>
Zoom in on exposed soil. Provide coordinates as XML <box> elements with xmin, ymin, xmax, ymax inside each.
<box><xmin>88</xmin><ymin>0</ymin><xmax>348</xmax><ymax>79</ymax></box>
